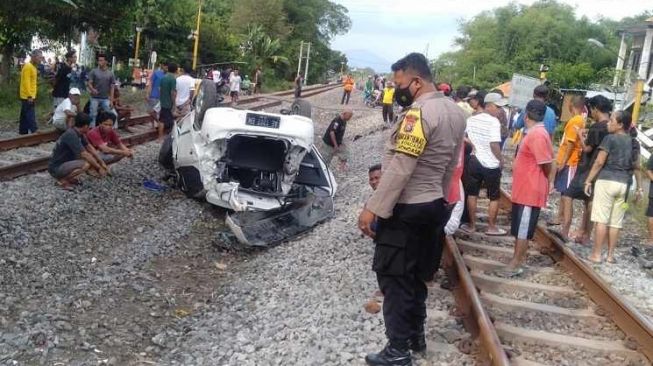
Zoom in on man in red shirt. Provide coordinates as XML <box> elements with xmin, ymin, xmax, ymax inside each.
<box><xmin>505</xmin><ymin>100</ymin><xmax>553</xmax><ymax>274</ymax></box>
<box><xmin>86</xmin><ymin>111</ymin><xmax>134</xmax><ymax>165</ymax></box>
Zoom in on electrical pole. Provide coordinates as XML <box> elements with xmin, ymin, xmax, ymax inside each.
<box><xmin>297</xmin><ymin>41</ymin><xmax>304</xmax><ymax>78</ymax></box>
<box><xmin>191</xmin><ymin>0</ymin><xmax>203</xmax><ymax>71</ymax></box>
<box><xmin>303</xmin><ymin>42</ymin><xmax>311</xmax><ymax>85</ymax></box>
<box><xmin>134</xmin><ymin>27</ymin><xmax>143</xmax><ymax>63</ymax></box>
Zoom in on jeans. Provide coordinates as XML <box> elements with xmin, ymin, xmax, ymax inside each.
<box><xmin>89</xmin><ymin>97</ymin><xmax>112</xmax><ymax>127</ymax></box>
<box><xmin>341</xmin><ymin>90</ymin><xmax>351</xmax><ymax>104</ymax></box>
<box><xmin>382</xmin><ymin>103</ymin><xmax>394</xmax><ymax>123</ymax></box>
<box><xmin>19</xmin><ymin>99</ymin><xmax>37</xmax><ymax>134</ymax></box>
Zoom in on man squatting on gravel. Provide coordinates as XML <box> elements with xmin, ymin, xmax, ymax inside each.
<box><xmin>358</xmin><ymin>53</ymin><xmax>466</xmax><ymax>366</ymax></box>
<box><xmin>48</xmin><ymin>113</ymin><xmax>111</xmax><ymax>190</ymax></box>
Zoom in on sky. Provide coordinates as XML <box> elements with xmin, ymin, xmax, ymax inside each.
<box><xmin>331</xmin><ymin>0</ymin><xmax>652</xmax><ymax>72</ymax></box>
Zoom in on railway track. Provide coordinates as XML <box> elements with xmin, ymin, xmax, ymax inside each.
<box><xmin>443</xmin><ymin>189</ymin><xmax>653</xmax><ymax>365</ymax></box>
<box><xmin>0</xmin><ymin>83</ymin><xmax>338</xmax><ymax>181</ymax></box>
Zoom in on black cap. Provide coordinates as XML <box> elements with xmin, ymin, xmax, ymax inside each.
<box><xmin>525</xmin><ymin>99</ymin><xmax>546</xmax><ymax>122</ymax></box>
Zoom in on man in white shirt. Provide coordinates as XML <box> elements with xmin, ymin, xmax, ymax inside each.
<box><xmin>175</xmin><ymin>65</ymin><xmax>195</xmax><ymax>115</ymax></box>
<box><xmin>229</xmin><ymin>69</ymin><xmax>242</xmax><ymax>106</ymax></box>
<box><xmin>52</xmin><ymin>87</ymin><xmax>81</xmax><ymax>131</ymax></box>
<box><xmin>462</xmin><ymin>92</ymin><xmax>506</xmax><ymax>236</ymax></box>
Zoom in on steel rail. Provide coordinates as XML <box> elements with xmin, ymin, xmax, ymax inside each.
<box><xmin>0</xmin><ymin>84</ymin><xmax>336</xmax><ymax>153</ymax></box>
<box><xmin>0</xmin><ymin>84</ymin><xmax>339</xmax><ymax>181</ymax></box>
<box><xmin>499</xmin><ymin>188</ymin><xmax>653</xmax><ymax>362</ymax></box>
<box><xmin>443</xmin><ymin>236</ymin><xmax>511</xmax><ymax>365</ymax></box>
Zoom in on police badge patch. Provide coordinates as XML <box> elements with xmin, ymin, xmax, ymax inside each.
<box><xmin>394</xmin><ymin>108</ymin><xmax>426</xmax><ymax>157</ymax></box>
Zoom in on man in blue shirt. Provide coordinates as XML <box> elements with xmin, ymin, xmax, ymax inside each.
<box><xmin>513</xmin><ymin>85</ymin><xmax>557</xmax><ymax>137</ymax></box>
<box><xmin>145</xmin><ymin>62</ymin><xmax>167</xmax><ymax>126</ymax></box>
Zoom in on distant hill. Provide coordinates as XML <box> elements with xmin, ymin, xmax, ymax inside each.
<box><xmin>341</xmin><ymin>49</ymin><xmax>391</xmax><ymax>73</ymax></box>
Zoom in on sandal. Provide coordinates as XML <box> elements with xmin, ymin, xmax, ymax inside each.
<box><xmin>606</xmin><ymin>257</ymin><xmax>617</xmax><ymax>264</ymax></box>
<box><xmin>56</xmin><ymin>181</ymin><xmax>74</xmax><ymax>191</ymax></box>
<box><xmin>494</xmin><ymin>267</ymin><xmax>524</xmax><ymax>278</ymax></box>
<box><xmin>459</xmin><ymin>224</ymin><xmax>476</xmax><ymax>234</ymax></box>
<box><xmin>486</xmin><ymin>228</ymin><xmax>507</xmax><ymax>236</ymax></box>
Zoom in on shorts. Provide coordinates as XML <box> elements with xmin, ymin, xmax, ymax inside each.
<box><xmin>563</xmin><ymin>171</ymin><xmax>591</xmax><ymax>201</ymax></box>
<box><xmin>464</xmin><ymin>156</ymin><xmax>501</xmax><ymax>200</ymax></box>
<box><xmin>52</xmin><ymin>117</ymin><xmax>68</xmax><ymax>131</ymax></box>
<box><xmin>320</xmin><ymin>142</ymin><xmax>349</xmax><ymax>165</ymax></box>
<box><xmin>647</xmin><ymin>198</ymin><xmax>653</xmax><ymax>217</ymax></box>
<box><xmin>159</xmin><ymin>108</ymin><xmax>174</xmax><ymax>131</ymax></box>
<box><xmin>147</xmin><ymin>98</ymin><xmax>160</xmax><ymax>113</ymax></box>
<box><xmin>511</xmin><ymin>203</ymin><xmax>541</xmax><ymax>240</ymax></box>
<box><xmin>591</xmin><ymin>179</ymin><xmax>628</xmax><ymax>228</ymax></box>
<box><xmin>176</xmin><ymin>103</ymin><xmax>191</xmax><ymax>115</ymax></box>
<box><xmin>99</xmin><ymin>152</ymin><xmax>121</xmax><ymax>164</ymax></box>
<box><xmin>554</xmin><ymin>165</ymin><xmax>577</xmax><ymax>194</ymax></box>
<box><xmin>49</xmin><ymin>160</ymin><xmax>86</xmax><ymax>179</ymax></box>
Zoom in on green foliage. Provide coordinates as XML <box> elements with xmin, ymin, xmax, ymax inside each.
<box><xmin>432</xmin><ymin>0</ymin><xmax>652</xmax><ymax>90</ymax></box>
<box><xmin>0</xmin><ymin>0</ymin><xmax>350</xmax><ymax>90</ymax></box>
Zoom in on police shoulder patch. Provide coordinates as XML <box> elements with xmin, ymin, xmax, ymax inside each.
<box><xmin>394</xmin><ymin>108</ymin><xmax>426</xmax><ymax>157</ymax></box>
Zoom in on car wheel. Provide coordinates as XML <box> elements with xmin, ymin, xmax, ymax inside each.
<box><xmin>290</xmin><ymin>99</ymin><xmax>312</xmax><ymax>118</ymax></box>
<box><xmin>158</xmin><ymin>134</ymin><xmax>174</xmax><ymax>170</ymax></box>
<box><xmin>194</xmin><ymin>79</ymin><xmax>218</xmax><ymax>127</ymax></box>
<box><xmin>176</xmin><ymin>166</ymin><xmax>205</xmax><ymax>199</ymax></box>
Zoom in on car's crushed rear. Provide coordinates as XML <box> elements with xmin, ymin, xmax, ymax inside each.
<box><xmin>160</xmin><ymin>87</ymin><xmax>336</xmax><ymax>246</ymax></box>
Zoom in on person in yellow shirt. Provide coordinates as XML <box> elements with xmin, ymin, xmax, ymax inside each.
<box><xmin>551</xmin><ymin>95</ymin><xmax>586</xmax><ymax>240</ymax></box>
<box><xmin>19</xmin><ymin>49</ymin><xmax>43</xmax><ymax>134</ymax></box>
<box><xmin>341</xmin><ymin>74</ymin><xmax>354</xmax><ymax>105</ymax></box>
<box><xmin>381</xmin><ymin>82</ymin><xmax>395</xmax><ymax>124</ymax></box>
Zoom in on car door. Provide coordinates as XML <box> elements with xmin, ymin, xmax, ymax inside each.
<box><xmin>294</xmin><ymin>145</ymin><xmax>337</xmax><ymax>196</ymax></box>
<box><xmin>172</xmin><ymin>112</ymin><xmax>199</xmax><ymax>167</ymax></box>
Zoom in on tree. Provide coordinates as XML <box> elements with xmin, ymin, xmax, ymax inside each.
<box><xmin>240</xmin><ymin>25</ymin><xmax>289</xmax><ymax>71</ymax></box>
<box><xmin>430</xmin><ymin>1</ymin><xmax>650</xmax><ymax>90</ymax></box>
<box><xmin>0</xmin><ymin>0</ymin><xmax>136</xmax><ymax>83</ymax></box>
<box><xmin>230</xmin><ymin>0</ymin><xmax>290</xmax><ymax>41</ymax></box>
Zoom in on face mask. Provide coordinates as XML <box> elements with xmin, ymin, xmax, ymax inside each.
<box><xmin>394</xmin><ymin>79</ymin><xmax>416</xmax><ymax>107</ymax></box>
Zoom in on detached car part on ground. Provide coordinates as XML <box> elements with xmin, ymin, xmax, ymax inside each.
<box><xmin>159</xmin><ymin>80</ymin><xmax>337</xmax><ymax>246</ymax></box>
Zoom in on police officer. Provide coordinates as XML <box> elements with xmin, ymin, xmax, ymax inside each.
<box><xmin>358</xmin><ymin>53</ymin><xmax>466</xmax><ymax>365</ymax></box>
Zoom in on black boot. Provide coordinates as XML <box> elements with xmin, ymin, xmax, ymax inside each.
<box><xmin>365</xmin><ymin>343</ymin><xmax>412</xmax><ymax>366</ymax></box>
<box><xmin>408</xmin><ymin>333</ymin><xmax>426</xmax><ymax>353</ymax></box>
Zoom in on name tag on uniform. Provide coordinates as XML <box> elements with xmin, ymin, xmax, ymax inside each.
<box><xmin>394</xmin><ymin>108</ymin><xmax>426</xmax><ymax>157</ymax></box>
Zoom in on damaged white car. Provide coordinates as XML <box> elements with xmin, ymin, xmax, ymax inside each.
<box><xmin>159</xmin><ymin>80</ymin><xmax>337</xmax><ymax>246</ymax></box>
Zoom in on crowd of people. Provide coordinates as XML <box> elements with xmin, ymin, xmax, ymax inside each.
<box><xmin>14</xmin><ymin>47</ymin><xmax>207</xmax><ymax>189</ymax></box>
<box><xmin>346</xmin><ymin>52</ymin><xmax>649</xmax><ymax>366</ymax></box>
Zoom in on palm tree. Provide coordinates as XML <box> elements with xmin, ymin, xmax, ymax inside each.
<box><xmin>241</xmin><ymin>25</ymin><xmax>289</xmax><ymax>67</ymax></box>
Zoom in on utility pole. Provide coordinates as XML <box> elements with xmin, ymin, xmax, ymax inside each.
<box><xmin>303</xmin><ymin>42</ymin><xmax>311</xmax><ymax>85</ymax></box>
<box><xmin>191</xmin><ymin>0</ymin><xmax>203</xmax><ymax>71</ymax></box>
<box><xmin>297</xmin><ymin>41</ymin><xmax>304</xmax><ymax>78</ymax></box>
<box><xmin>134</xmin><ymin>26</ymin><xmax>143</xmax><ymax>63</ymax></box>
<box><xmin>632</xmin><ymin>79</ymin><xmax>645</xmax><ymax>126</ymax></box>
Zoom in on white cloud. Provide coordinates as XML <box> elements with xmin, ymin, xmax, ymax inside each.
<box><xmin>332</xmin><ymin>0</ymin><xmax>652</xmax><ymax>69</ymax></box>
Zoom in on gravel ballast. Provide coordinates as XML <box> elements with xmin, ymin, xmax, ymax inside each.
<box><xmin>1</xmin><ymin>88</ymin><xmax>475</xmax><ymax>365</ymax></box>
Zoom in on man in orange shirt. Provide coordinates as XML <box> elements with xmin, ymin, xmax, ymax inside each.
<box><xmin>552</xmin><ymin>95</ymin><xmax>586</xmax><ymax>240</ymax></box>
<box><xmin>341</xmin><ymin>74</ymin><xmax>354</xmax><ymax>105</ymax></box>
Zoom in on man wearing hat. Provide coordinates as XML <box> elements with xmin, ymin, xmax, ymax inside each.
<box><xmin>461</xmin><ymin>92</ymin><xmax>507</xmax><ymax>236</ymax></box>
<box><xmin>52</xmin><ymin>87</ymin><xmax>81</xmax><ymax>131</ymax></box>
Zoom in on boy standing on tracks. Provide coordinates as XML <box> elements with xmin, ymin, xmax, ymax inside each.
<box><xmin>551</xmin><ymin>95</ymin><xmax>585</xmax><ymax>239</ymax></box>
<box><xmin>341</xmin><ymin>74</ymin><xmax>354</xmax><ymax>105</ymax></box>
<box><xmin>504</xmin><ymin>100</ymin><xmax>553</xmax><ymax>275</ymax></box>
<box><xmin>157</xmin><ymin>62</ymin><xmax>177</xmax><ymax>142</ymax></box>
<box><xmin>19</xmin><ymin>50</ymin><xmax>43</xmax><ymax>135</ymax></box>
<box><xmin>381</xmin><ymin>82</ymin><xmax>395</xmax><ymax>124</ymax></box>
